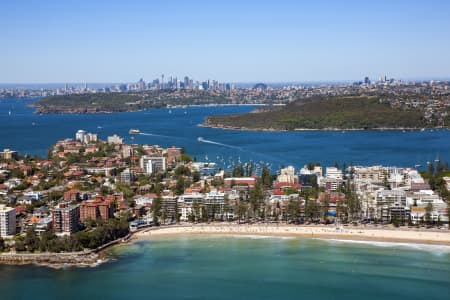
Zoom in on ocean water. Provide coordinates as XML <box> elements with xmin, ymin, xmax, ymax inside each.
<box><xmin>1</xmin><ymin>99</ymin><xmax>450</xmax><ymax>299</ymax></box>
<box><xmin>1</xmin><ymin>98</ymin><xmax>450</xmax><ymax>170</ymax></box>
<box><xmin>0</xmin><ymin>236</ymin><xmax>449</xmax><ymax>300</ymax></box>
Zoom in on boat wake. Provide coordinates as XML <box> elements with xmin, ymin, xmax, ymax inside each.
<box><xmin>139</xmin><ymin>132</ymin><xmax>172</xmax><ymax>138</ymax></box>
<box><xmin>316</xmin><ymin>238</ymin><xmax>450</xmax><ymax>254</ymax></box>
<box><xmin>197</xmin><ymin>137</ymin><xmax>242</xmax><ymax>150</ymax></box>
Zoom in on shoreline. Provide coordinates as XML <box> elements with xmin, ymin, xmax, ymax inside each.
<box><xmin>0</xmin><ymin>233</ymin><xmax>131</xmax><ymax>269</ymax></box>
<box><xmin>1</xmin><ymin>225</ymin><xmax>448</xmax><ymax>269</ymax></box>
<box><xmin>132</xmin><ymin>224</ymin><xmax>450</xmax><ymax>246</ymax></box>
<box><xmin>200</xmin><ymin>123</ymin><xmax>448</xmax><ymax>132</ymax></box>
<box><xmin>30</xmin><ymin>102</ymin><xmax>267</xmax><ymax>114</ymax></box>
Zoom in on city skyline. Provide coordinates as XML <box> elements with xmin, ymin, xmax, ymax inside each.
<box><xmin>2</xmin><ymin>0</ymin><xmax>450</xmax><ymax>83</ymax></box>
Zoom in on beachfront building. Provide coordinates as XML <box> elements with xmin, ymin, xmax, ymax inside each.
<box><xmin>178</xmin><ymin>192</ymin><xmax>204</xmax><ymax>221</ymax></box>
<box><xmin>376</xmin><ymin>189</ymin><xmax>408</xmax><ymax>223</ymax></box>
<box><xmin>204</xmin><ymin>189</ymin><xmax>227</xmax><ymax>220</ymax></box>
<box><xmin>52</xmin><ymin>203</ymin><xmax>80</xmax><ymax>236</ymax></box>
<box><xmin>355</xmin><ymin>181</ymin><xmax>379</xmax><ymax>220</ymax></box>
<box><xmin>0</xmin><ymin>205</ymin><xmax>16</xmax><ymax>237</ymax></box>
<box><xmin>407</xmin><ymin>190</ymin><xmax>449</xmax><ymax>224</ymax></box>
<box><xmin>161</xmin><ymin>194</ymin><xmax>177</xmax><ymax>221</ymax></box>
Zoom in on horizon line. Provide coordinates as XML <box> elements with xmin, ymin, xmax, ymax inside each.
<box><xmin>1</xmin><ymin>77</ymin><xmax>450</xmax><ymax>86</ymax></box>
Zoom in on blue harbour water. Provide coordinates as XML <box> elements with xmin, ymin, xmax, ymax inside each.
<box><xmin>1</xmin><ymin>98</ymin><xmax>450</xmax><ymax>170</ymax></box>
<box><xmin>0</xmin><ymin>237</ymin><xmax>449</xmax><ymax>300</ymax></box>
<box><xmin>1</xmin><ymin>98</ymin><xmax>450</xmax><ymax>299</ymax></box>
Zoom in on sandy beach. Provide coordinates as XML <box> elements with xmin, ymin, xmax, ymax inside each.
<box><xmin>133</xmin><ymin>224</ymin><xmax>450</xmax><ymax>246</ymax></box>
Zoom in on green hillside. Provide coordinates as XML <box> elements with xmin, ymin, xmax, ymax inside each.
<box><xmin>205</xmin><ymin>96</ymin><xmax>439</xmax><ymax>130</ymax></box>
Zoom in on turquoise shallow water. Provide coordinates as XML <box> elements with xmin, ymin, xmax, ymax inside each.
<box><xmin>0</xmin><ymin>236</ymin><xmax>449</xmax><ymax>300</ymax></box>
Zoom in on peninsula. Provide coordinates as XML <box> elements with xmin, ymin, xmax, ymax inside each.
<box><xmin>31</xmin><ymin>90</ymin><xmax>235</xmax><ymax>114</ymax></box>
<box><xmin>204</xmin><ymin>95</ymin><xmax>450</xmax><ymax>131</ymax></box>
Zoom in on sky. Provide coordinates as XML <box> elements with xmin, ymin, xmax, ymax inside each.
<box><xmin>1</xmin><ymin>0</ymin><xmax>450</xmax><ymax>83</ymax></box>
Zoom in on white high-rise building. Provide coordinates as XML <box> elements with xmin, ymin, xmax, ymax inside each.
<box><xmin>277</xmin><ymin>166</ymin><xmax>298</xmax><ymax>183</ymax></box>
<box><xmin>75</xmin><ymin>130</ymin><xmax>86</xmax><ymax>142</ymax></box>
<box><xmin>107</xmin><ymin>134</ymin><xmax>123</xmax><ymax>145</ymax></box>
<box><xmin>0</xmin><ymin>205</ymin><xmax>16</xmax><ymax>237</ymax></box>
<box><xmin>140</xmin><ymin>156</ymin><xmax>166</xmax><ymax>174</ymax></box>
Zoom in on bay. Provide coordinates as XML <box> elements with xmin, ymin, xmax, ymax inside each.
<box><xmin>1</xmin><ymin>98</ymin><xmax>450</xmax><ymax>300</ymax></box>
<box><xmin>0</xmin><ymin>236</ymin><xmax>449</xmax><ymax>300</ymax></box>
<box><xmin>1</xmin><ymin>98</ymin><xmax>449</xmax><ymax>170</ymax></box>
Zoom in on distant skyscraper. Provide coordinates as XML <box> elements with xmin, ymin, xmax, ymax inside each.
<box><xmin>364</xmin><ymin>77</ymin><xmax>370</xmax><ymax>85</ymax></box>
<box><xmin>138</xmin><ymin>78</ymin><xmax>146</xmax><ymax>91</ymax></box>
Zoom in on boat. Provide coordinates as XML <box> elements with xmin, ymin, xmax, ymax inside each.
<box><xmin>129</xmin><ymin>129</ymin><xmax>140</xmax><ymax>134</ymax></box>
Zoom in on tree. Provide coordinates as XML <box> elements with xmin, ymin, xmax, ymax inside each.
<box><xmin>287</xmin><ymin>198</ymin><xmax>301</xmax><ymax>222</ymax></box>
<box><xmin>232</xmin><ymin>165</ymin><xmax>244</xmax><ymax>177</ymax></box>
<box><xmin>193</xmin><ymin>200</ymin><xmax>200</xmax><ymax>222</ymax></box>
<box><xmin>425</xmin><ymin>202</ymin><xmax>433</xmax><ymax>225</ymax></box>
<box><xmin>428</xmin><ymin>161</ymin><xmax>435</xmax><ymax>177</ymax></box>
<box><xmin>39</xmin><ymin>230</ymin><xmax>56</xmax><ymax>252</ymax></box>
<box><xmin>237</xmin><ymin>201</ymin><xmax>248</xmax><ymax>223</ymax></box>
<box><xmin>174</xmin><ymin>176</ymin><xmax>185</xmax><ymax>195</ymax></box>
<box><xmin>192</xmin><ymin>171</ymin><xmax>200</xmax><ymax>183</ymax></box>
<box><xmin>15</xmin><ymin>240</ymin><xmax>26</xmax><ymax>252</ymax></box>
<box><xmin>345</xmin><ymin>183</ymin><xmax>360</xmax><ymax>222</ymax></box>
<box><xmin>408</xmin><ymin>214</ymin><xmax>413</xmax><ymax>226</ymax></box>
<box><xmin>175</xmin><ymin>166</ymin><xmax>191</xmax><ymax>176</ymax></box>
<box><xmin>181</xmin><ymin>153</ymin><xmax>192</xmax><ymax>163</ymax></box>
<box><xmin>249</xmin><ymin>183</ymin><xmax>264</xmax><ymax>218</ymax></box>
<box><xmin>152</xmin><ymin>195</ymin><xmax>162</xmax><ymax>225</ymax></box>
<box><xmin>24</xmin><ymin>227</ymin><xmax>39</xmax><ymax>252</ymax></box>
<box><xmin>201</xmin><ymin>206</ymin><xmax>209</xmax><ymax>222</ymax></box>
<box><xmin>321</xmin><ymin>196</ymin><xmax>330</xmax><ymax>222</ymax></box>
<box><xmin>0</xmin><ymin>237</ymin><xmax>5</xmax><ymax>252</ymax></box>
<box><xmin>392</xmin><ymin>215</ymin><xmax>400</xmax><ymax>227</ymax></box>
<box><xmin>261</xmin><ymin>167</ymin><xmax>272</xmax><ymax>187</ymax></box>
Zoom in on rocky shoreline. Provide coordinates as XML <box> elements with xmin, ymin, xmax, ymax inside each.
<box><xmin>0</xmin><ymin>252</ymin><xmax>103</xmax><ymax>268</ymax></box>
<box><xmin>200</xmin><ymin>121</ymin><xmax>448</xmax><ymax>132</ymax></box>
<box><xmin>0</xmin><ymin>233</ymin><xmax>132</xmax><ymax>268</ymax></box>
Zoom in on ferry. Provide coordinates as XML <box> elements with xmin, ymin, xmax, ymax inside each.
<box><xmin>129</xmin><ymin>129</ymin><xmax>140</xmax><ymax>134</ymax></box>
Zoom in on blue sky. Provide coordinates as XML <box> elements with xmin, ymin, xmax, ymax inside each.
<box><xmin>1</xmin><ymin>0</ymin><xmax>450</xmax><ymax>83</ymax></box>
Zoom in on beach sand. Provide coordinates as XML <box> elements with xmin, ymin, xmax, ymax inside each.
<box><xmin>133</xmin><ymin>224</ymin><xmax>450</xmax><ymax>246</ymax></box>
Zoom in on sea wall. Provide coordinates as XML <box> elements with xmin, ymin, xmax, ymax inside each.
<box><xmin>0</xmin><ymin>252</ymin><xmax>100</xmax><ymax>267</ymax></box>
<box><xmin>0</xmin><ymin>234</ymin><xmax>131</xmax><ymax>268</ymax></box>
